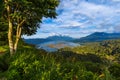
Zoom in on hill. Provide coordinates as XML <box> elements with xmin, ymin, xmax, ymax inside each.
<box><xmin>74</xmin><ymin>32</ymin><xmax>120</xmax><ymax>43</ymax></box>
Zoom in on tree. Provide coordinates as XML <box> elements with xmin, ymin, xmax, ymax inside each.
<box><xmin>0</xmin><ymin>17</ymin><xmax>8</xmax><ymax>45</ymax></box>
<box><xmin>0</xmin><ymin>1</ymin><xmax>8</xmax><ymax>45</ymax></box>
<box><xmin>1</xmin><ymin>0</ymin><xmax>59</xmax><ymax>55</ymax></box>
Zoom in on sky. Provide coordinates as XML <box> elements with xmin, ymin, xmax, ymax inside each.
<box><xmin>23</xmin><ymin>0</ymin><xmax>120</xmax><ymax>39</ymax></box>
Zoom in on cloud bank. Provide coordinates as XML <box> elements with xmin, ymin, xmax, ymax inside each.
<box><xmin>24</xmin><ymin>0</ymin><xmax>120</xmax><ymax>38</ymax></box>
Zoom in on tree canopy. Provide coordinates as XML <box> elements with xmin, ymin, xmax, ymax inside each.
<box><xmin>3</xmin><ymin>0</ymin><xmax>59</xmax><ymax>35</ymax></box>
<box><xmin>0</xmin><ymin>1</ymin><xmax>8</xmax><ymax>45</ymax></box>
<box><xmin>0</xmin><ymin>17</ymin><xmax>8</xmax><ymax>45</ymax></box>
<box><xmin>1</xmin><ymin>0</ymin><xmax>59</xmax><ymax>55</ymax></box>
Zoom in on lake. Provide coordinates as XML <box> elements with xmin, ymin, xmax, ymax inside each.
<box><xmin>37</xmin><ymin>41</ymin><xmax>80</xmax><ymax>52</ymax></box>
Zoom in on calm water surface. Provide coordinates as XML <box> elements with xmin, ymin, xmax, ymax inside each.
<box><xmin>37</xmin><ymin>41</ymin><xmax>80</xmax><ymax>52</ymax></box>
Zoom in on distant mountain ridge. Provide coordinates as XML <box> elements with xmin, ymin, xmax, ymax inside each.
<box><xmin>24</xmin><ymin>32</ymin><xmax>120</xmax><ymax>45</ymax></box>
<box><xmin>46</xmin><ymin>35</ymin><xmax>74</xmax><ymax>41</ymax></box>
<box><xmin>24</xmin><ymin>35</ymin><xmax>74</xmax><ymax>45</ymax></box>
<box><xmin>74</xmin><ymin>32</ymin><xmax>120</xmax><ymax>43</ymax></box>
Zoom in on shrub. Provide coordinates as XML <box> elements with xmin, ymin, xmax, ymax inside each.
<box><xmin>109</xmin><ymin>63</ymin><xmax>120</xmax><ymax>80</ymax></box>
<box><xmin>83</xmin><ymin>62</ymin><xmax>102</xmax><ymax>74</ymax></box>
<box><xmin>5</xmin><ymin>49</ymin><xmax>101</xmax><ymax>80</ymax></box>
<box><xmin>0</xmin><ymin>52</ymin><xmax>10</xmax><ymax>72</ymax></box>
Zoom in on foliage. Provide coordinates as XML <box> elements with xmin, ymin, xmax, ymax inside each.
<box><xmin>0</xmin><ymin>39</ymin><xmax>120</xmax><ymax>79</ymax></box>
<box><xmin>0</xmin><ymin>52</ymin><xmax>10</xmax><ymax>73</ymax></box>
<box><xmin>2</xmin><ymin>0</ymin><xmax>60</xmax><ymax>35</ymax></box>
<box><xmin>0</xmin><ymin>1</ymin><xmax>7</xmax><ymax>45</ymax></box>
<box><xmin>108</xmin><ymin>63</ymin><xmax>120</xmax><ymax>80</ymax></box>
<box><xmin>0</xmin><ymin>46</ymin><xmax>8</xmax><ymax>53</ymax></box>
<box><xmin>5</xmin><ymin>48</ymin><xmax>97</xmax><ymax>80</ymax></box>
<box><xmin>0</xmin><ymin>0</ymin><xmax>60</xmax><ymax>54</ymax></box>
<box><xmin>0</xmin><ymin>13</ymin><xmax>8</xmax><ymax>45</ymax></box>
<box><xmin>60</xmin><ymin>39</ymin><xmax>120</xmax><ymax>58</ymax></box>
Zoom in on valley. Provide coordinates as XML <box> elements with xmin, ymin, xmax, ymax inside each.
<box><xmin>24</xmin><ymin>32</ymin><xmax>120</xmax><ymax>52</ymax></box>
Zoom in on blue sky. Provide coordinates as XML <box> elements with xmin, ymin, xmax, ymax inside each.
<box><xmin>24</xmin><ymin>0</ymin><xmax>120</xmax><ymax>39</ymax></box>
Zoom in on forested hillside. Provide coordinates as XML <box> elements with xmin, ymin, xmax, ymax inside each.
<box><xmin>0</xmin><ymin>39</ymin><xmax>120</xmax><ymax>80</ymax></box>
<box><xmin>62</xmin><ymin>39</ymin><xmax>120</xmax><ymax>55</ymax></box>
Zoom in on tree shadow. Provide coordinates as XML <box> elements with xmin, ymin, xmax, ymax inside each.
<box><xmin>0</xmin><ymin>52</ymin><xmax>10</xmax><ymax>72</ymax></box>
<box><xmin>57</xmin><ymin>51</ymin><xmax>102</xmax><ymax>63</ymax></box>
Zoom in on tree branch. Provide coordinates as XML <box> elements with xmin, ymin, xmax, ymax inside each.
<box><xmin>19</xmin><ymin>19</ymin><xmax>25</xmax><ymax>27</ymax></box>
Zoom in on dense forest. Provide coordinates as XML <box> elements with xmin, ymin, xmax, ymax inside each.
<box><xmin>0</xmin><ymin>39</ymin><xmax>120</xmax><ymax>80</ymax></box>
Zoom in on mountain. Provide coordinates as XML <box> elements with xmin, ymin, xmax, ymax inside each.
<box><xmin>74</xmin><ymin>32</ymin><xmax>120</xmax><ymax>43</ymax></box>
<box><xmin>24</xmin><ymin>38</ymin><xmax>51</xmax><ymax>45</ymax></box>
<box><xmin>24</xmin><ymin>32</ymin><xmax>120</xmax><ymax>45</ymax></box>
<box><xmin>24</xmin><ymin>35</ymin><xmax>74</xmax><ymax>45</ymax></box>
<box><xmin>46</xmin><ymin>35</ymin><xmax>74</xmax><ymax>41</ymax></box>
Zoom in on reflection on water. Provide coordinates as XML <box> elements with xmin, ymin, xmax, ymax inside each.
<box><xmin>37</xmin><ymin>41</ymin><xmax>80</xmax><ymax>52</ymax></box>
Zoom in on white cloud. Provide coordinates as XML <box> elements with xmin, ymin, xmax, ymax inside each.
<box><xmin>24</xmin><ymin>0</ymin><xmax>120</xmax><ymax>38</ymax></box>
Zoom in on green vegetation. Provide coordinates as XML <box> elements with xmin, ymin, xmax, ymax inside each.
<box><xmin>0</xmin><ymin>39</ymin><xmax>120</xmax><ymax>80</ymax></box>
<box><xmin>0</xmin><ymin>46</ymin><xmax>8</xmax><ymax>53</ymax></box>
<box><xmin>0</xmin><ymin>1</ymin><xmax>119</xmax><ymax>80</ymax></box>
<box><xmin>1</xmin><ymin>0</ymin><xmax>59</xmax><ymax>55</ymax></box>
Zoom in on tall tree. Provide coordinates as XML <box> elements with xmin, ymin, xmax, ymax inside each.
<box><xmin>1</xmin><ymin>0</ymin><xmax>59</xmax><ymax>55</ymax></box>
<box><xmin>0</xmin><ymin>1</ymin><xmax>8</xmax><ymax>45</ymax></box>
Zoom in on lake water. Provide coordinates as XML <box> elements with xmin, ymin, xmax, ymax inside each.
<box><xmin>37</xmin><ymin>41</ymin><xmax>80</xmax><ymax>52</ymax></box>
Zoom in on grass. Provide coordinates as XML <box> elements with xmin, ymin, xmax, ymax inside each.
<box><xmin>0</xmin><ymin>44</ymin><xmax>119</xmax><ymax>80</ymax></box>
<box><xmin>0</xmin><ymin>45</ymin><xmax>8</xmax><ymax>53</ymax></box>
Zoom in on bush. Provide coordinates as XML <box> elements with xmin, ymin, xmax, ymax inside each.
<box><xmin>0</xmin><ymin>52</ymin><xmax>10</xmax><ymax>72</ymax></box>
<box><xmin>5</xmin><ymin>49</ymin><xmax>102</xmax><ymax>80</ymax></box>
<box><xmin>83</xmin><ymin>62</ymin><xmax>102</xmax><ymax>74</ymax></box>
<box><xmin>0</xmin><ymin>45</ymin><xmax>117</xmax><ymax>80</ymax></box>
<box><xmin>109</xmin><ymin>63</ymin><xmax>120</xmax><ymax>80</ymax></box>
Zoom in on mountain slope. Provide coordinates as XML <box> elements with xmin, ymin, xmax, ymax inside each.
<box><xmin>74</xmin><ymin>32</ymin><xmax>120</xmax><ymax>43</ymax></box>
<box><xmin>24</xmin><ymin>35</ymin><xmax>74</xmax><ymax>45</ymax></box>
<box><xmin>47</xmin><ymin>35</ymin><xmax>74</xmax><ymax>41</ymax></box>
<box><xmin>24</xmin><ymin>32</ymin><xmax>120</xmax><ymax>45</ymax></box>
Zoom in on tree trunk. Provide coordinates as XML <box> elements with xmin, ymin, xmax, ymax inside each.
<box><xmin>5</xmin><ymin>0</ymin><xmax>24</xmax><ymax>55</ymax></box>
<box><xmin>8</xmin><ymin>22</ymin><xmax>22</xmax><ymax>55</ymax></box>
<box><xmin>8</xmin><ymin>19</ymin><xmax>14</xmax><ymax>55</ymax></box>
<box><xmin>5</xmin><ymin>0</ymin><xmax>14</xmax><ymax>55</ymax></box>
<box><xmin>14</xmin><ymin>38</ymin><xmax>19</xmax><ymax>53</ymax></box>
<box><xmin>14</xmin><ymin>26</ymin><xmax>22</xmax><ymax>53</ymax></box>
